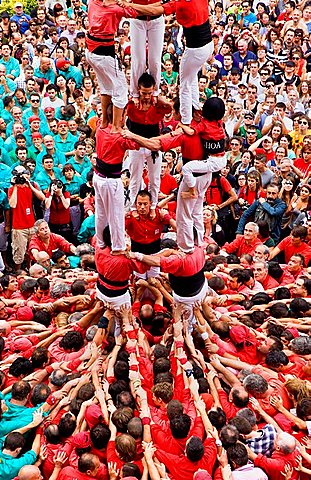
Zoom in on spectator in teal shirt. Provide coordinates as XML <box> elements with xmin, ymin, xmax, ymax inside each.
<box><xmin>77</xmin><ymin>214</ymin><xmax>95</xmax><ymax>243</ymax></box>
<box><xmin>22</xmin><ymin>93</ymin><xmax>49</xmax><ymax>130</ymax></box>
<box><xmin>70</xmin><ymin>141</ymin><xmax>91</xmax><ymax>176</ymax></box>
<box><xmin>0</xmin><ymin>96</ymin><xmax>14</xmax><ymax>124</ymax></box>
<box><xmin>0</xmin><ymin>45</ymin><xmax>20</xmax><ymax>79</ymax></box>
<box><xmin>54</xmin><ymin>121</ymin><xmax>76</xmax><ymax>159</ymax></box>
<box><xmin>0</xmin><ymin>432</ymin><xmax>39</xmax><ymax>480</ymax></box>
<box><xmin>34</xmin><ymin>57</ymin><xmax>56</xmax><ymax>85</ymax></box>
<box><xmin>55</xmin><ymin>58</ymin><xmax>83</xmax><ymax>88</ymax></box>
<box><xmin>0</xmin><ymin>163</ymin><xmax>14</xmax><ymax>191</ymax></box>
<box><xmin>37</xmin><ymin>135</ymin><xmax>67</xmax><ymax>172</ymax></box>
<box><xmin>35</xmin><ymin>155</ymin><xmax>62</xmax><ymax>193</ymax></box>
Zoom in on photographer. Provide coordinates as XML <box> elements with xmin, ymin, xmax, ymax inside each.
<box><xmin>8</xmin><ymin>166</ymin><xmax>45</xmax><ymax>270</ymax></box>
<box><xmin>44</xmin><ymin>179</ymin><xmax>72</xmax><ymax>243</ymax></box>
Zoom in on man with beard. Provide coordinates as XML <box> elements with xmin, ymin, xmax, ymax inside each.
<box><xmin>237</xmin><ymin>183</ymin><xmax>286</xmax><ymax>243</ymax></box>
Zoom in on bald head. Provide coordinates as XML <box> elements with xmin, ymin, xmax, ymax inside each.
<box><xmin>18</xmin><ymin>465</ymin><xmax>42</xmax><ymax>480</ymax></box>
<box><xmin>275</xmin><ymin>432</ymin><xmax>296</xmax><ymax>455</ymax></box>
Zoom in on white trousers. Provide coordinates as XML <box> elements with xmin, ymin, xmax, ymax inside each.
<box><xmin>129</xmin><ymin>148</ymin><xmax>161</xmax><ymax>210</ymax></box>
<box><xmin>130</xmin><ymin>16</ymin><xmax>165</xmax><ymax>97</ymax></box>
<box><xmin>86</xmin><ymin>50</ymin><xmax>128</xmax><ymax>108</ymax></box>
<box><xmin>180</xmin><ymin>41</ymin><xmax>214</xmax><ymax>124</ymax></box>
<box><xmin>173</xmin><ymin>280</ymin><xmax>209</xmax><ymax>329</ymax></box>
<box><xmin>177</xmin><ymin>155</ymin><xmax>227</xmax><ymax>252</ymax></box>
<box><xmin>182</xmin><ymin>155</ymin><xmax>227</xmax><ymax>189</ymax></box>
<box><xmin>96</xmin><ymin>289</ymin><xmax>131</xmax><ymax>336</ymax></box>
<box><xmin>93</xmin><ymin>173</ymin><xmax>126</xmax><ymax>251</ymax></box>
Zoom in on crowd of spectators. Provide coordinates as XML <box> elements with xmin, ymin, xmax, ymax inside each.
<box><xmin>0</xmin><ymin>1</ymin><xmax>309</xmax><ymax>480</ymax></box>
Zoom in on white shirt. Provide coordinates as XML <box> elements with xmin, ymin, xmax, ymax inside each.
<box><xmin>263</xmin><ymin>114</ymin><xmax>293</xmax><ymax>132</ymax></box>
<box><xmin>41</xmin><ymin>97</ymin><xmax>65</xmax><ymax>109</ymax></box>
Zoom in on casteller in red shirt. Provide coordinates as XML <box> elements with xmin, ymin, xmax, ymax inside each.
<box><xmin>28</xmin><ymin>231</ymin><xmax>73</xmax><ymax>261</ymax></box>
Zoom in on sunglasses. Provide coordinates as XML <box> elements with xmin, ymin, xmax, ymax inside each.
<box><xmin>299</xmin><ymin>121</ymin><xmax>308</xmax><ymax>125</ymax></box>
<box><xmin>218</xmin><ymin>86</ymin><xmax>225</xmax><ymax>90</ymax></box>
<box><xmin>31</xmin><ymin>99</ymin><xmax>40</xmax><ymax>103</ymax></box>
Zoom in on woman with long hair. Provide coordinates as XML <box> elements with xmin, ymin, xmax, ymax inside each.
<box><xmin>82</xmin><ymin>76</ymin><xmax>95</xmax><ymax>102</ymax></box>
<box><xmin>233</xmin><ymin>150</ymin><xmax>254</xmax><ymax>176</ymax></box>
<box><xmin>66</xmin><ymin>77</ymin><xmax>77</xmax><ymax>104</ymax></box>
<box><xmin>203</xmin><ymin>205</ymin><xmax>225</xmax><ymax>246</ymax></box>
<box><xmin>279</xmin><ymin>134</ymin><xmax>296</xmax><ymax>160</ymax></box>
<box><xmin>269</xmin><ymin>122</ymin><xmax>283</xmax><ymax>149</ymax></box>
<box><xmin>299</xmin><ymin>81</ymin><xmax>311</xmax><ymax>110</ymax></box>
<box><xmin>215</xmin><ymin>82</ymin><xmax>228</xmax><ymax>101</ymax></box>
<box><xmin>290</xmin><ymin>47</ymin><xmax>307</xmax><ymax>80</ymax></box>
<box><xmin>238</xmin><ymin>170</ymin><xmax>265</xmax><ymax>205</ymax></box>
<box><xmin>58</xmin><ymin>37</ymin><xmax>74</xmax><ymax>64</ymax></box>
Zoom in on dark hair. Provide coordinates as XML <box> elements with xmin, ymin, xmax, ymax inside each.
<box><xmin>90</xmin><ymin>423</ymin><xmax>111</xmax><ymax>449</ymax></box>
<box><xmin>170</xmin><ymin>414</ymin><xmax>191</xmax><ymax>439</ymax></box>
<box><xmin>11</xmin><ymin>380</ymin><xmax>31</xmax><ymax>401</ymax></box>
<box><xmin>31</xmin><ymin>383</ymin><xmax>51</xmax><ymax>405</ymax></box>
<box><xmin>9</xmin><ymin>358</ymin><xmax>33</xmax><ymax>378</ymax></box>
<box><xmin>208</xmin><ymin>408</ymin><xmax>227</xmax><ymax>430</ymax></box>
<box><xmin>138</xmin><ymin>72</ymin><xmax>155</xmax><ymax>89</ymax></box>
<box><xmin>227</xmin><ymin>443</ymin><xmax>249</xmax><ymax>468</ymax></box>
<box><xmin>185</xmin><ymin>436</ymin><xmax>204</xmax><ymax>462</ymax></box>
<box><xmin>58</xmin><ymin>413</ymin><xmax>76</xmax><ymax>437</ymax></box>
<box><xmin>31</xmin><ymin>347</ymin><xmax>49</xmax><ymax>369</ymax></box>
<box><xmin>3</xmin><ymin>432</ymin><xmax>25</xmax><ymax>451</ymax></box>
<box><xmin>59</xmin><ymin>331</ymin><xmax>84</xmax><ymax>351</ymax></box>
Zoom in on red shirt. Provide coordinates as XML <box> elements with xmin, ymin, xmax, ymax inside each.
<box><xmin>238</xmin><ymin>187</ymin><xmax>266</xmax><ymax>204</ymax></box>
<box><xmin>160</xmin><ymin>173</ymin><xmax>178</xmax><ymax>195</ymax></box>
<box><xmin>260</xmin><ymin>274</ymin><xmax>279</xmax><ymax>290</ymax></box>
<box><xmin>46</xmin><ymin>191</ymin><xmax>71</xmax><ymax>225</ymax></box>
<box><xmin>160</xmin><ymin>128</ymin><xmax>204</xmax><ymax>161</ymax></box>
<box><xmin>277</xmin><ymin>236</ymin><xmax>311</xmax><ymax>265</ymax></box>
<box><xmin>205</xmin><ymin>175</ymin><xmax>232</xmax><ymax>205</ymax></box>
<box><xmin>193</xmin><ymin>118</ymin><xmax>226</xmax><ymax>141</ymax></box>
<box><xmin>160</xmin><ymin>246</ymin><xmax>205</xmax><ymax>277</ymax></box>
<box><xmin>28</xmin><ymin>232</ymin><xmax>73</xmax><ymax>260</ymax></box>
<box><xmin>151</xmin><ymin>417</ymin><xmax>204</xmax><ymax>455</ymax></box>
<box><xmin>125</xmin><ymin>209</ymin><xmax>171</xmax><ymax>244</ymax></box>
<box><xmin>255</xmin><ymin>148</ymin><xmax>275</xmax><ymax>162</ymax></box>
<box><xmin>294</xmin><ymin>157</ymin><xmax>311</xmax><ymax>176</ymax></box>
<box><xmin>96</xmin><ymin>124</ymin><xmax>140</xmax><ymax>166</ymax></box>
<box><xmin>107</xmin><ymin>440</ymin><xmax>143</xmax><ymax>473</ymax></box>
<box><xmin>223</xmin><ymin>235</ymin><xmax>262</xmax><ymax>257</ymax></box>
<box><xmin>86</xmin><ymin>0</ymin><xmax>137</xmax><ymax>51</ymax></box>
<box><xmin>163</xmin><ymin>0</ymin><xmax>209</xmax><ymax>28</ymax></box>
<box><xmin>254</xmin><ymin>449</ymin><xmax>300</xmax><ymax>480</ymax></box>
<box><xmin>58</xmin><ymin>466</ymin><xmax>99</xmax><ymax>480</ymax></box>
<box><xmin>95</xmin><ymin>246</ymin><xmax>146</xmax><ymax>294</ymax></box>
<box><xmin>218</xmin><ymin>389</ymin><xmax>242</xmax><ymax>420</ymax></box>
<box><xmin>8</xmin><ymin>185</ymin><xmax>35</xmax><ymax>229</ymax></box>
<box><xmin>127</xmin><ymin>100</ymin><xmax>172</xmax><ymax>125</ymax></box>
<box><xmin>155</xmin><ymin>437</ymin><xmax>216</xmax><ymax>480</ymax></box>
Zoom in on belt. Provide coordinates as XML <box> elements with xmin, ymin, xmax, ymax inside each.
<box><xmin>87</xmin><ymin>32</ymin><xmax>114</xmax><ymax>43</ymax></box>
<box><xmin>136</xmin><ymin>14</ymin><xmax>161</xmax><ymax>21</ymax></box>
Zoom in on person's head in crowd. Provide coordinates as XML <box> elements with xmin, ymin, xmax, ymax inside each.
<box><xmin>220</xmin><ymin>424</ymin><xmax>239</xmax><ymax>449</ymax></box>
<box><xmin>253</xmin><ymin>244</ymin><xmax>269</xmax><ymax>262</ymax></box>
<box><xmin>291</xmin><ymin>276</ymin><xmax>311</xmax><ymax>298</ymax></box>
<box><xmin>29</xmin><ymin>264</ymin><xmax>47</xmax><ymax>279</ymax></box>
<box><xmin>3</xmin><ymin>432</ymin><xmax>25</xmax><ymax>458</ymax></box>
<box><xmin>31</xmin><ymin>347</ymin><xmax>49</xmax><ymax>369</ymax></box>
<box><xmin>243</xmin><ymin>374</ymin><xmax>269</xmax><ymax>399</ymax></box>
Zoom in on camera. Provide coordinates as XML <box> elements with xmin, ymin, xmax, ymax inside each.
<box><xmin>11</xmin><ymin>166</ymin><xmax>29</xmax><ymax>185</ymax></box>
<box><xmin>11</xmin><ymin>173</ymin><xmax>27</xmax><ymax>185</ymax></box>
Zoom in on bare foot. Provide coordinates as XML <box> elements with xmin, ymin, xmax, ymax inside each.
<box><xmin>110</xmin><ymin>250</ymin><xmax>127</xmax><ymax>256</ymax></box>
<box><xmin>153</xmin><ymin>95</ymin><xmax>158</xmax><ymax>105</ymax></box>
<box><xmin>132</xmin><ymin>97</ymin><xmax>140</xmax><ymax>107</ymax></box>
<box><xmin>149</xmin><ymin>208</ymin><xmax>156</xmax><ymax>220</ymax></box>
<box><xmin>193</xmin><ymin>109</ymin><xmax>202</xmax><ymax>122</ymax></box>
<box><xmin>181</xmin><ymin>189</ymin><xmax>198</xmax><ymax>199</ymax></box>
<box><xmin>131</xmin><ymin>210</ymin><xmax>139</xmax><ymax>219</ymax></box>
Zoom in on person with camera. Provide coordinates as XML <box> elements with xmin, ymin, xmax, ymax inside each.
<box><xmin>44</xmin><ymin>179</ymin><xmax>72</xmax><ymax>243</ymax></box>
<box><xmin>8</xmin><ymin>166</ymin><xmax>45</xmax><ymax>270</ymax></box>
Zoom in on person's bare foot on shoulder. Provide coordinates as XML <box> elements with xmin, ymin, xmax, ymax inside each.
<box><xmin>149</xmin><ymin>208</ymin><xmax>156</xmax><ymax>220</ymax></box>
<box><xmin>131</xmin><ymin>210</ymin><xmax>139</xmax><ymax>219</ymax></box>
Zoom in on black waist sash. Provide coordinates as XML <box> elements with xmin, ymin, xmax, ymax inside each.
<box><xmin>127</xmin><ymin>118</ymin><xmax>160</xmax><ymax>138</ymax></box>
<box><xmin>131</xmin><ymin>238</ymin><xmax>161</xmax><ymax>255</ymax></box>
<box><xmin>184</xmin><ymin>20</ymin><xmax>212</xmax><ymax>48</ymax></box>
<box><xmin>97</xmin><ymin>273</ymin><xmax>128</xmax><ymax>297</ymax></box>
<box><xmin>169</xmin><ymin>268</ymin><xmax>205</xmax><ymax>297</ymax></box>
<box><xmin>96</xmin><ymin>159</ymin><xmax>122</xmax><ymax>178</ymax></box>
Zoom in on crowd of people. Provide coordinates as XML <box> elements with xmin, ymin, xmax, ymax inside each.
<box><xmin>0</xmin><ymin>0</ymin><xmax>310</xmax><ymax>480</ymax></box>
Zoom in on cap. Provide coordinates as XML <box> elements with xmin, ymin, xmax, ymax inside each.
<box><xmin>286</xmin><ymin>60</ymin><xmax>295</xmax><ymax>67</ymax></box>
<box><xmin>56</xmin><ymin>58</ymin><xmax>70</xmax><ymax>69</ymax></box>
<box><xmin>14</xmin><ymin>2</ymin><xmax>23</xmax><ymax>7</ymax></box>
<box><xmin>238</xmin><ymin>82</ymin><xmax>248</xmax><ymax>88</ymax></box>
<box><xmin>29</xmin><ymin>115</ymin><xmax>40</xmax><ymax>124</ymax></box>
<box><xmin>58</xmin><ymin>120</ymin><xmax>68</xmax><ymax>126</ymax></box>
<box><xmin>244</xmin><ymin>110</ymin><xmax>255</xmax><ymax>118</ymax></box>
<box><xmin>202</xmin><ymin>97</ymin><xmax>225</xmax><ymax>121</ymax></box>
<box><xmin>286</xmin><ymin>327</ymin><xmax>299</xmax><ymax>338</ymax></box>
<box><xmin>44</xmin><ymin>107</ymin><xmax>55</xmax><ymax>112</ymax></box>
<box><xmin>1</xmin><ymin>12</ymin><xmax>10</xmax><ymax>18</ymax></box>
<box><xmin>73</xmin><ymin>432</ymin><xmax>91</xmax><ymax>449</ymax></box>
<box><xmin>85</xmin><ymin>404</ymin><xmax>103</xmax><ymax>429</ymax></box>
<box><xmin>16</xmin><ymin>306</ymin><xmax>34</xmax><ymax>321</ymax></box>
<box><xmin>194</xmin><ymin>471</ymin><xmax>212</xmax><ymax>480</ymax></box>
<box><xmin>12</xmin><ymin>337</ymin><xmax>33</xmax><ymax>352</ymax></box>
<box><xmin>32</xmin><ymin>132</ymin><xmax>42</xmax><ymax>139</ymax></box>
